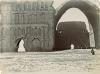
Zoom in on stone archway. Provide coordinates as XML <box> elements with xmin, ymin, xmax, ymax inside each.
<box><xmin>54</xmin><ymin>0</ymin><xmax>100</xmax><ymax>49</ymax></box>
<box><xmin>31</xmin><ymin>38</ymin><xmax>41</xmax><ymax>51</ymax></box>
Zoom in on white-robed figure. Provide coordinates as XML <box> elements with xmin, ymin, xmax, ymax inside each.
<box><xmin>18</xmin><ymin>38</ymin><xmax>26</xmax><ymax>52</ymax></box>
<box><xmin>71</xmin><ymin>44</ymin><xmax>74</xmax><ymax>49</ymax></box>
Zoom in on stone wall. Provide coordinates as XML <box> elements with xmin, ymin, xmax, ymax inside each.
<box><xmin>0</xmin><ymin>1</ymin><xmax>55</xmax><ymax>52</ymax></box>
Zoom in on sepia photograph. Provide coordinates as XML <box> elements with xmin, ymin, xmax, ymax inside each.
<box><xmin>0</xmin><ymin>0</ymin><xmax>100</xmax><ymax>74</ymax></box>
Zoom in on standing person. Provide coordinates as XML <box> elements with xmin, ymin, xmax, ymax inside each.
<box><xmin>18</xmin><ymin>37</ymin><xmax>26</xmax><ymax>52</ymax></box>
<box><xmin>91</xmin><ymin>47</ymin><xmax>95</xmax><ymax>55</ymax></box>
<box><xmin>71</xmin><ymin>44</ymin><xmax>74</xmax><ymax>49</ymax></box>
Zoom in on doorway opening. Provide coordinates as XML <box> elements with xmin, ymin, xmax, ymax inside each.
<box><xmin>31</xmin><ymin>38</ymin><xmax>41</xmax><ymax>51</ymax></box>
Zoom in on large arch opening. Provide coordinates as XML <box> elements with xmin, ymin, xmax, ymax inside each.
<box><xmin>54</xmin><ymin>0</ymin><xmax>100</xmax><ymax>50</ymax></box>
<box><xmin>54</xmin><ymin>8</ymin><xmax>95</xmax><ymax>50</ymax></box>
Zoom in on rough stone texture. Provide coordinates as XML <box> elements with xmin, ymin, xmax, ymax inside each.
<box><xmin>0</xmin><ymin>1</ymin><xmax>55</xmax><ymax>52</ymax></box>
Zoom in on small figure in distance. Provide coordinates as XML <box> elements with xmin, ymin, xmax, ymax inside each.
<box><xmin>91</xmin><ymin>47</ymin><xmax>95</xmax><ymax>55</ymax></box>
<box><xmin>71</xmin><ymin>44</ymin><xmax>74</xmax><ymax>49</ymax></box>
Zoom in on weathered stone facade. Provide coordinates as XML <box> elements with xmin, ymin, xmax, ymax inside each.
<box><xmin>0</xmin><ymin>0</ymin><xmax>55</xmax><ymax>52</ymax></box>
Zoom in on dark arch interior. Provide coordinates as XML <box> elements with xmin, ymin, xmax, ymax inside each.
<box><xmin>54</xmin><ymin>0</ymin><xmax>100</xmax><ymax>50</ymax></box>
<box><xmin>55</xmin><ymin>21</ymin><xmax>90</xmax><ymax>50</ymax></box>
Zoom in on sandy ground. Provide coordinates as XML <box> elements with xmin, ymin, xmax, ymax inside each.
<box><xmin>0</xmin><ymin>49</ymin><xmax>100</xmax><ymax>74</ymax></box>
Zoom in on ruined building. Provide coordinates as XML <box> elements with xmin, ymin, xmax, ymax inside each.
<box><xmin>0</xmin><ymin>0</ymin><xmax>100</xmax><ymax>52</ymax></box>
<box><xmin>0</xmin><ymin>0</ymin><xmax>55</xmax><ymax>52</ymax></box>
